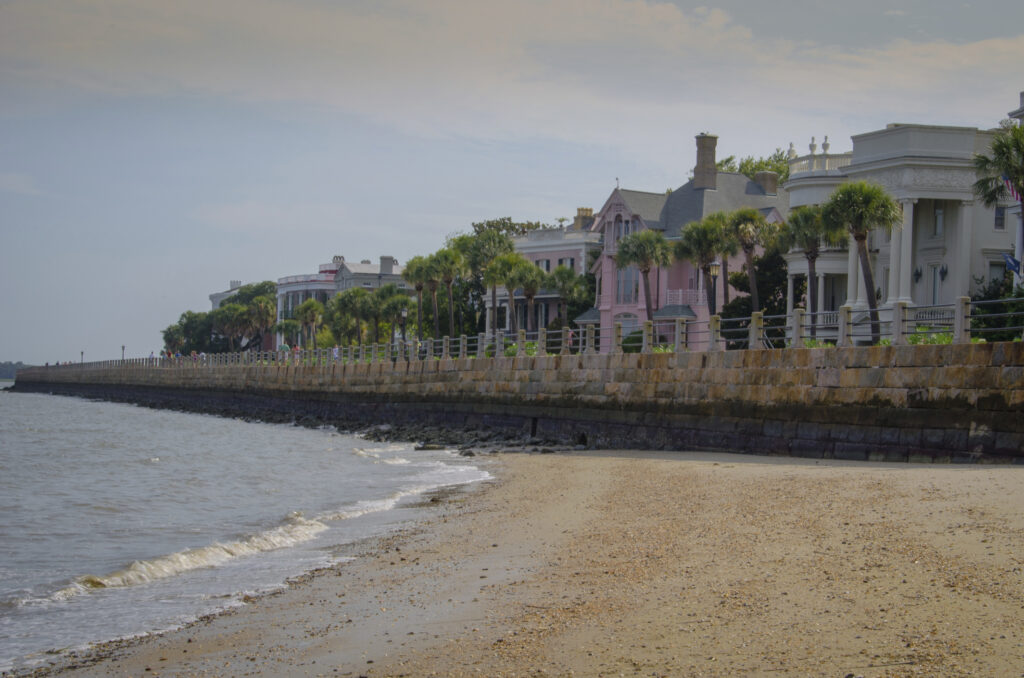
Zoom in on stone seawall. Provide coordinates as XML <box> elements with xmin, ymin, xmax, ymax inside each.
<box><xmin>14</xmin><ymin>343</ymin><xmax>1024</xmax><ymax>462</ymax></box>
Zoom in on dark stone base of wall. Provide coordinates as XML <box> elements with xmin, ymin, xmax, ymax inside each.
<box><xmin>13</xmin><ymin>380</ymin><xmax>1023</xmax><ymax>464</ymax></box>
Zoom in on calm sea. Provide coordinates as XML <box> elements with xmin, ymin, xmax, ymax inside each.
<box><xmin>0</xmin><ymin>389</ymin><xmax>490</xmax><ymax>672</ymax></box>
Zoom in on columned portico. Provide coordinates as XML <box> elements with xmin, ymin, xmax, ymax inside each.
<box><xmin>897</xmin><ymin>199</ymin><xmax>916</xmax><ymax>303</ymax></box>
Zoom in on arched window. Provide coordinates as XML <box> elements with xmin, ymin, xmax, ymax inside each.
<box><xmin>614</xmin><ymin>312</ymin><xmax>640</xmax><ymax>335</ymax></box>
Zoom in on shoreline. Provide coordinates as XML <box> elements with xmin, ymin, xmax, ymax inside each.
<box><xmin>15</xmin><ymin>449</ymin><xmax>1024</xmax><ymax>677</ymax></box>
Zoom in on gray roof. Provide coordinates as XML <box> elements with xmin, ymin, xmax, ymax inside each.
<box><xmin>651</xmin><ymin>304</ymin><xmax>697</xmax><ymax>320</ymax></box>
<box><xmin>574</xmin><ymin>307</ymin><xmax>601</xmax><ymax>324</ymax></box>
<box><xmin>659</xmin><ymin>172</ymin><xmax>789</xmax><ymax>238</ymax></box>
<box><xmin>618</xmin><ymin>189</ymin><xmax>669</xmax><ymax>230</ymax></box>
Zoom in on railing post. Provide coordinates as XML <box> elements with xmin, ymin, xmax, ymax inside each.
<box><xmin>748</xmin><ymin>312</ymin><xmax>763</xmax><ymax>349</ymax></box>
<box><xmin>560</xmin><ymin>327</ymin><xmax>570</xmax><ymax>356</ymax></box>
<box><xmin>837</xmin><ymin>305</ymin><xmax>852</xmax><ymax>348</ymax></box>
<box><xmin>385</xmin><ymin>341</ymin><xmax>392</xmax><ymax>362</ymax></box>
<box><xmin>642</xmin><ymin>320</ymin><xmax>653</xmax><ymax>354</ymax></box>
<box><xmin>516</xmin><ymin>330</ymin><xmax>526</xmax><ymax>356</ymax></box>
<box><xmin>585</xmin><ymin>325</ymin><xmax>596</xmax><ymax>354</ymax></box>
<box><xmin>708</xmin><ymin>315</ymin><xmax>721</xmax><ymax>352</ymax></box>
<box><xmin>954</xmin><ymin>296</ymin><xmax>971</xmax><ymax>344</ymax></box>
<box><xmin>538</xmin><ymin>328</ymin><xmax>547</xmax><ymax>356</ymax></box>
<box><xmin>892</xmin><ymin>301</ymin><xmax>909</xmax><ymax>345</ymax></box>
<box><xmin>674</xmin><ymin>318</ymin><xmax>686</xmax><ymax>353</ymax></box>
<box><xmin>612</xmin><ymin>323</ymin><xmax>623</xmax><ymax>354</ymax></box>
<box><xmin>442</xmin><ymin>335</ymin><xmax>451</xmax><ymax>359</ymax></box>
<box><xmin>790</xmin><ymin>308</ymin><xmax>804</xmax><ymax>348</ymax></box>
<box><xmin>459</xmin><ymin>335</ymin><xmax>468</xmax><ymax>359</ymax></box>
<box><xmin>359</xmin><ymin>344</ymin><xmax>366</xmax><ymax>362</ymax></box>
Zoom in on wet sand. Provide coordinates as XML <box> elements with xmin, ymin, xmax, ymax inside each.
<box><xmin>36</xmin><ymin>451</ymin><xmax>1024</xmax><ymax>677</ymax></box>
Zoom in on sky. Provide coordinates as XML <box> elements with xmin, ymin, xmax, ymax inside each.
<box><xmin>1</xmin><ymin>0</ymin><xmax>1022</xmax><ymax>364</ymax></box>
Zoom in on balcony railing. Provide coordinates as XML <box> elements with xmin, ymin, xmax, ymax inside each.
<box><xmin>666</xmin><ymin>289</ymin><xmax>707</xmax><ymax>306</ymax></box>
<box><xmin>788</xmin><ymin>152</ymin><xmax>853</xmax><ymax>175</ymax></box>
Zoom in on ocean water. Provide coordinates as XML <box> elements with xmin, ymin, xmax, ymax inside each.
<box><xmin>0</xmin><ymin>390</ymin><xmax>490</xmax><ymax>672</ymax></box>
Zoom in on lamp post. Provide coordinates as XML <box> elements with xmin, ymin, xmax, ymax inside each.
<box><xmin>122</xmin><ymin>345</ymin><xmax>125</xmax><ymax>361</ymax></box>
<box><xmin>708</xmin><ymin>261</ymin><xmax>721</xmax><ymax>316</ymax></box>
<box><xmin>80</xmin><ymin>351</ymin><xmax>84</xmax><ymax>364</ymax></box>
<box><xmin>401</xmin><ymin>306</ymin><xmax>408</xmax><ymax>343</ymax></box>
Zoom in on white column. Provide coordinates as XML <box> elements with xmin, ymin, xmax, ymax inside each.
<box><xmin>855</xmin><ymin>255</ymin><xmax>869</xmax><ymax>310</ymax></box>
<box><xmin>898</xmin><ymin>199</ymin><xmax>916</xmax><ymax>303</ymax></box>
<box><xmin>846</xmin><ymin>237</ymin><xmax>859</xmax><ymax>309</ymax></box>
<box><xmin>817</xmin><ymin>273</ymin><xmax>826</xmax><ymax>315</ymax></box>
<box><xmin>887</xmin><ymin>225</ymin><xmax>901</xmax><ymax>306</ymax></box>
<box><xmin>957</xmin><ymin>201</ymin><xmax>973</xmax><ymax>297</ymax></box>
<box><xmin>785</xmin><ymin>274</ymin><xmax>794</xmax><ymax>316</ymax></box>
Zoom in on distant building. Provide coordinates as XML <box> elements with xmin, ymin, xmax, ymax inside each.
<box><xmin>580</xmin><ymin>134</ymin><xmax>788</xmax><ymax>349</ymax></box>
<box><xmin>209</xmin><ymin>280</ymin><xmax>244</xmax><ymax>309</ymax></box>
<box><xmin>275</xmin><ymin>256</ymin><xmax>406</xmax><ymax>343</ymax></box>
<box><xmin>783</xmin><ymin>121</ymin><xmax>1016</xmax><ymax>331</ymax></box>
<box><xmin>486</xmin><ymin>209</ymin><xmax>602</xmax><ymax>334</ymax></box>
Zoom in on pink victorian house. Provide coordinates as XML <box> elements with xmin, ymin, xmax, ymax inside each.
<box><xmin>580</xmin><ymin>134</ymin><xmax>788</xmax><ymax>349</ymax></box>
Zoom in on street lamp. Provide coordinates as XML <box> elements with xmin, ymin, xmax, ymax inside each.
<box><xmin>122</xmin><ymin>345</ymin><xmax>125</xmax><ymax>361</ymax></box>
<box><xmin>401</xmin><ymin>307</ymin><xmax>408</xmax><ymax>343</ymax></box>
<box><xmin>708</xmin><ymin>261</ymin><xmax>721</xmax><ymax>316</ymax></box>
<box><xmin>80</xmin><ymin>351</ymin><xmax>84</xmax><ymax>364</ymax></box>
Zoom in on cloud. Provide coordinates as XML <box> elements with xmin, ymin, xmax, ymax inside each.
<box><xmin>0</xmin><ymin>172</ymin><xmax>43</xmax><ymax>195</ymax></box>
<box><xmin>1</xmin><ymin>0</ymin><xmax>1020</xmax><ymax>161</ymax></box>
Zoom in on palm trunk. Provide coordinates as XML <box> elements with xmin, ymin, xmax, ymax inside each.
<box><xmin>641</xmin><ymin>269</ymin><xmax>654</xmax><ymax>322</ymax></box>
<box><xmin>745</xmin><ymin>248</ymin><xmax>760</xmax><ymax>313</ymax></box>
<box><xmin>703</xmin><ymin>268</ymin><xmax>715</xmax><ymax>316</ymax></box>
<box><xmin>430</xmin><ymin>288</ymin><xmax>440</xmax><ymax>339</ymax></box>
<box><xmin>446</xmin><ymin>283</ymin><xmax>455</xmax><ymax>337</ymax></box>
<box><xmin>807</xmin><ymin>254</ymin><xmax>818</xmax><ymax>339</ymax></box>
<box><xmin>856</xmin><ymin>236</ymin><xmax>880</xmax><ymax>343</ymax></box>
<box><xmin>527</xmin><ymin>296</ymin><xmax>535</xmax><ymax>333</ymax></box>
<box><xmin>415</xmin><ymin>289</ymin><xmax>423</xmax><ymax>342</ymax></box>
<box><xmin>721</xmin><ymin>258</ymin><xmax>731</xmax><ymax>305</ymax></box>
<box><xmin>509</xmin><ymin>294</ymin><xmax>519</xmax><ymax>337</ymax></box>
<box><xmin>490</xmin><ymin>284</ymin><xmax>498</xmax><ymax>340</ymax></box>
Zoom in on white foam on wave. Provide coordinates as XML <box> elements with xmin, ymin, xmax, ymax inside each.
<box><xmin>46</xmin><ymin>513</ymin><xmax>328</xmax><ymax>602</ymax></box>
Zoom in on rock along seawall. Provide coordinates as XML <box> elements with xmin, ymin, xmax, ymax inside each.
<box><xmin>13</xmin><ymin>342</ymin><xmax>1024</xmax><ymax>462</ymax></box>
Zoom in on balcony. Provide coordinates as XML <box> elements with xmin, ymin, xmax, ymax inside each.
<box><xmin>666</xmin><ymin>289</ymin><xmax>707</xmax><ymax>306</ymax></box>
<box><xmin>788</xmin><ymin>152</ymin><xmax>852</xmax><ymax>177</ymax></box>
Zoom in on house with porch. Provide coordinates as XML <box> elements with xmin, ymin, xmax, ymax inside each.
<box><xmin>579</xmin><ymin>134</ymin><xmax>788</xmax><ymax>349</ymax></box>
<box><xmin>783</xmin><ymin>119</ymin><xmax>1018</xmax><ymax>340</ymax></box>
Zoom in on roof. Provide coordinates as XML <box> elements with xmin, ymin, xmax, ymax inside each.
<box><xmin>338</xmin><ymin>262</ymin><xmax>405</xmax><ymax>277</ymax></box>
<box><xmin>659</xmin><ymin>172</ymin><xmax>789</xmax><ymax>238</ymax></box>
<box><xmin>618</xmin><ymin>189</ymin><xmax>669</xmax><ymax>230</ymax></box>
<box><xmin>574</xmin><ymin>307</ymin><xmax>602</xmax><ymax>324</ymax></box>
<box><xmin>651</xmin><ymin>304</ymin><xmax>697</xmax><ymax>320</ymax></box>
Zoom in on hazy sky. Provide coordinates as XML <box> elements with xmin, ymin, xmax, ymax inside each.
<box><xmin>2</xmin><ymin>0</ymin><xmax>1022</xmax><ymax>364</ymax></box>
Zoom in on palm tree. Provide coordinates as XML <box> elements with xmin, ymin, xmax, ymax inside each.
<box><xmin>246</xmin><ymin>296</ymin><xmax>277</xmax><ymax>350</ymax></box>
<box><xmin>973</xmin><ymin>121</ymin><xmax>1024</xmax><ymax>209</ymax></box>
<box><xmin>273</xmin><ymin>319</ymin><xmax>301</xmax><ymax>348</ymax></box>
<box><xmin>294</xmin><ymin>298</ymin><xmax>325</xmax><ymax>348</ymax></box>
<box><xmin>371</xmin><ymin>284</ymin><xmax>405</xmax><ymax>344</ymax></box>
<box><xmin>469</xmin><ymin>229</ymin><xmax>514</xmax><ymax>337</ymax></box>
<box><xmin>675</xmin><ymin>218</ymin><xmax>724</xmax><ymax>314</ymax></box>
<box><xmin>484</xmin><ymin>252</ymin><xmax>523</xmax><ymax>336</ymax></box>
<box><xmin>822</xmin><ymin>181</ymin><xmax>901</xmax><ymax>343</ymax></box>
<box><xmin>333</xmin><ymin>288</ymin><xmax>370</xmax><ymax>344</ymax></box>
<box><xmin>727</xmin><ymin>208</ymin><xmax>775</xmax><ymax>313</ymax></box>
<box><xmin>776</xmin><ymin>205</ymin><xmax>846</xmax><ymax>337</ymax></box>
<box><xmin>431</xmin><ymin>247</ymin><xmax>464</xmax><ymax>337</ymax></box>
<box><xmin>423</xmin><ymin>254</ymin><xmax>442</xmax><ymax>339</ymax></box>
<box><xmin>511</xmin><ymin>260</ymin><xmax>546</xmax><ymax>334</ymax></box>
<box><xmin>615</xmin><ymin>229</ymin><xmax>673</xmax><ymax>322</ymax></box>
<box><xmin>402</xmin><ymin>255</ymin><xmax>430</xmax><ymax>342</ymax></box>
<box><xmin>548</xmin><ymin>264</ymin><xmax>583</xmax><ymax>329</ymax></box>
<box><xmin>704</xmin><ymin>211</ymin><xmax>738</xmax><ymax>306</ymax></box>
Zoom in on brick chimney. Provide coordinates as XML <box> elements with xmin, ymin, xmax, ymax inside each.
<box><xmin>379</xmin><ymin>255</ymin><xmax>395</xmax><ymax>275</ymax></box>
<box><xmin>693</xmin><ymin>134</ymin><xmax>718</xmax><ymax>190</ymax></box>
<box><xmin>572</xmin><ymin>207</ymin><xmax>594</xmax><ymax>231</ymax></box>
<box><xmin>754</xmin><ymin>171</ymin><xmax>779</xmax><ymax>195</ymax></box>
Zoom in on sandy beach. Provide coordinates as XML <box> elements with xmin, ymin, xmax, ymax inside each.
<box><xmin>32</xmin><ymin>451</ymin><xmax>1024</xmax><ymax>677</ymax></box>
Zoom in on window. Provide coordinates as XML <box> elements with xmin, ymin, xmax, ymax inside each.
<box><xmin>995</xmin><ymin>206</ymin><xmax>1006</xmax><ymax>231</ymax></box>
<box><xmin>930</xmin><ymin>264</ymin><xmax>940</xmax><ymax>305</ymax></box>
<box><xmin>989</xmin><ymin>261</ymin><xmax>1007</xmax><ymax>283</ymax></box>
<box><xmin>557</xmin><ymin>257</ymin><xmax>575</xmax><ymax>271</ymax></box>
<box><xmin>537</xmin><ymin>259</ymin><xmax>551</xmax><ymax>272</ymax></box>
<box><xmin>616</xmin><ymin>266</ymin><xmax>639</xmax><ymax>304</ymax></box>
<box><xmin>933</xmin><ymin>204</ymin><xmax>944</xmax><ymax>238</ymax></box>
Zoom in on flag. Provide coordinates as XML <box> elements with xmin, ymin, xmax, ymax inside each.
<box><xmin>1002</xmin><ymin>175</ymin><xmax>1023</xmax><ymax>202</ymax></box>
<box><xmin>1003</xmin><ymin>252</ymin><xmax>1022</xmax><ymax>275</ymax></box>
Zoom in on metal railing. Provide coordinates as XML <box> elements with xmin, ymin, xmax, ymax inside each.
<box><xmin>28</xmin><ymin>296</ymin><xmax>1024</xmax><ymax>374</ymax></box>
